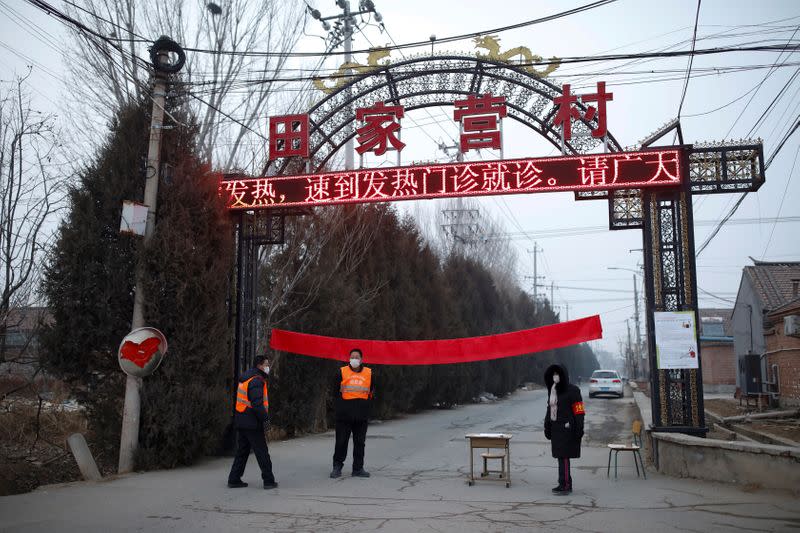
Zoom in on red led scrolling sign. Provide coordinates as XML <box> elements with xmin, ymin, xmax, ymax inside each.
<box><xmin>220</xmin><ymin>149</ymin><xmax>684</xmax><ymax>210</ymax></box>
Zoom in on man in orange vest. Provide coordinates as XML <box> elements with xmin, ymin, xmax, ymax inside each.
<box><xmin>330</xmin><ymin>348</ymin><xmax>374</xmax><ymax>479</ymax></box>
<box><xmin>227</xmin><ymin>355</ymin><xmax>278</xmax><ymax>489</ymax></box>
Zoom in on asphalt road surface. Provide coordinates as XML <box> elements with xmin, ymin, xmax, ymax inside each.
<box><xmin>1</xmin><ymin>385</ymin><xmax>798</xmax><ymax>532</ymax></box>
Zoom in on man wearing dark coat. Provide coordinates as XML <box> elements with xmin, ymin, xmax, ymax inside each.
<box><xmin>543</xmin><ymin>363</ymin><xmax>585</xmax><ymax>495</ymax></box>
<box><xmin>227</xmin><ymin>355</ymin><xmax>278</xmax><ymax>489</ymax></box>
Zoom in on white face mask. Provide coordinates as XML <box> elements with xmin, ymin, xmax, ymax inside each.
<box><xmin>553</xmin><ymin>374</ymin><xmax>561</xmax><ymax>384</ymax></box>
<box><xmin>263</xmin><ymin>365</ymin><xmax>270</xmax><ymax>375</ymax></box>
<box><xmin>350</xmin><ymin>358</ymin><xmax>361</xmax><ymax>369</ymax></box>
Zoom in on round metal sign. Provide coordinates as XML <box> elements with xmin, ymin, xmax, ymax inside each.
<box><xmin>118</xmin><ymin>327</ymin><xmax>168</xmax><ymax>378</ymax></box>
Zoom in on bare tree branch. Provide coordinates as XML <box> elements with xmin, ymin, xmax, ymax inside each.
<box><xmin>61</xmin><ymin>0</ymin><xmax>306</xmax><ymax>173</ymax></box>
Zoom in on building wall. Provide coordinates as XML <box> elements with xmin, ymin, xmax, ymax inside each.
<box><xmin>732</xmin><ymin>277</ymin><xmax>765</xmax><ymax>389</ymax></box>
<box><xmin>764</xmin><ymin>323</ymin><xmax>800</xmax><ymax>407</ymax></box>
<box><xmin>700</xmin><ymin>342</ymin><xmax>736</xmax><ymax>392</ymax></box>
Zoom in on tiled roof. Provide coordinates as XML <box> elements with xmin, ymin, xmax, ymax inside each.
<box><xmin>699</xmin><ymin>308</ymin><xmax>733</xmax><ymax>336</ymax></box>
<box><xmin>767</xmin><ymin>295</ymin><xmax>800</xmax><ymax>318</ymax></box>
<box><xmin>743</xmin><ymin>259</ymin><xmax>800</xmax><ymax>312</ymax></box>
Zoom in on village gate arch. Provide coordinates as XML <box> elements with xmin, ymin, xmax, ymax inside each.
<box><xmin>233</xmin><ymin>51</ymin><xmax>765</xmax><ymax>436</ymax></box>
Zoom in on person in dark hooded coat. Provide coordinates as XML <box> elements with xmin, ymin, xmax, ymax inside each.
<box><xmin>543</xmin><ymin>363</ymin><xmax>585</xmax><ymax>495</ymax></box>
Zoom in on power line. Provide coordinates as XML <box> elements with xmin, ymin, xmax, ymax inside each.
<box><xmin>676</xmin><ymin>0</ymin><xmax>702</xmax><ymax>119</ymax></box>
<box><xmin>481</xmin><ymin>216</ymin><xmax>800</xmax><ymax>242</ymax></box>
<box><xmin>761</xmin><ymin>141</ymin><xmax>800</xmax><ymax>258</ymax></box>
<box><xmin>166</xmin><ymin>43</ymin><xmax>800</xmax><ymax>87</ymax></box>
<box><xmin>724</xmin><ymin>24</ymin><xmax>800</xmax><ymax>139</ymax></box>
<box><xmin>183</xmin><ymin>0</ymin><xmax>617</xmax><ymax>58</ymax></box>
<box><xmin>698</xmin><ymin>286</ymin><xmax>736</xmax><ymax>304</ymax></box>
<box><xmin>188</xmin><ymin>93</ymin><xmax>268</xmax><ymax>141</ymax></box>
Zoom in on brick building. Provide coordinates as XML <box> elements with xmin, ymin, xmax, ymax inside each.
<box><xmin>698</xmin><ymin>308</ymin><xmax>735</xmax><ymax>393</ymax></box>
<box><xmin>764</xmin><ymin>297</ymin><xmax>800</xmax><ymax>407</ymax></box>
<box><xmin>732</xmin><ymin>260</ymin><xmax>800</xmax><ymax>405</ymax></box>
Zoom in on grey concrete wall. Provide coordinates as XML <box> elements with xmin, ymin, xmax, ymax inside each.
<box><xmin>732</xmin><ymin>276</ymin><xmax>765</xmax><ymax>389</ymax></box>
<box><xmin>702</xmin><ymin>383</ymin><xmax>736</xmax><ymax>394</ymax></box>
<box><xmin>651</xmin><ymin>432</ymin><xmax>800</xmax><ymax>492</ymax></box>
<box><xmin>632</xmin><ymin>386</ymin><xmax>799</xmax><ymax>492</ymax></box>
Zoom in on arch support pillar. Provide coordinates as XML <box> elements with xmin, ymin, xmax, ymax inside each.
<box><xmin>642</xmin><ymin>181</ymin><xmax>707</xmax><ymax>436</ymax></box>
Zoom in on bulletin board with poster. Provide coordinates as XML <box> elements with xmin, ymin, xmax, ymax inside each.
<box><xmin>653</xmin><ymin>311</ymin><xmax>699</xmax><ymax>370</ymax></box>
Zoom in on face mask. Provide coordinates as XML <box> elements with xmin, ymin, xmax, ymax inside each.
<box><xmin>350</xmin><ymin>358</ymin><xmax>361</xmax><ymax>369</ymax></box>
<box><xmin>553</xmin><ymin>374</ymin><xmax>560</xmax><ymax>384</ymax></box>
<box><xmin>263</xmin><ymin>366</ymin><xmax>270</xmax><ymax>375</ymax></box>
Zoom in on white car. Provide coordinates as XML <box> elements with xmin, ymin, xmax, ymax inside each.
<box><xmin>588</xmin><ymin>370</ymin><xmax>624</xmax><ymax>398</ymax></box>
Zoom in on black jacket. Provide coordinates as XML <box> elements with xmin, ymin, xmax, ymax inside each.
<box><xmin>233</xmin><ymin>368</ymin><xmax>269</xmax><ymax>430</ymax></box>
<box><xmin>333</xmin><ymin>365</ymin><xmax>375</xmax><ymax>422</ymax></box>
<box><xmin>543</xmin><ymin>363</ymin><xmax>585</xmax><ymax>459</ymax></box>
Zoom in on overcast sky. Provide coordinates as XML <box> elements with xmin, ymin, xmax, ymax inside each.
<box><xmin>2</xmin><ymin>0</ymin><xmax>799</xmax><ymax>356</ymax></box>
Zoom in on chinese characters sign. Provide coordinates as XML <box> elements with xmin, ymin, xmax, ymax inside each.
<box><xmin>654</xmin><ymin>311</ymin><xmax>699</xmax><ymax>370</ymax></box>
<box><xmin>221</xmin><ymin>149</ymin><xmax>683</xmax><ymax>210</ymax></box>
<box><xmin>554</xmin><ymin>82</ymin><xmax>613</xmax><ymax>141</ymax></box>
<box><xmin>266</xmin><ymin>83</ymin><xmax>610</xmax><ymax>161</ymax></box>
<box><xmin>454</xmin><ymin>93</ymin><xmax>507</xmax><ymax>152</ymax></box>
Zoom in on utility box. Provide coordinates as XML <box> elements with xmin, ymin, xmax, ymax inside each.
<box><xmin>744</xmin><ymin>353</ymin><xmax>762</xmax><ymax>394</ymax></box>
<box><xmin>784</xmin><ymin>315</ymin><xmax>800</xmax><ymax>337</ymax></box>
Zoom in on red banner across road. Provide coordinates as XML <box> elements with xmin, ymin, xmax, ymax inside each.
<box><xmin>269</xmin><ymin>315</ymin><xmax>603</xmax><ymax>365</ymax></box>
<box><xmin>221</xmin><ymin>149</ymin><xmax>683</xmax><ymax>210</ymax></box>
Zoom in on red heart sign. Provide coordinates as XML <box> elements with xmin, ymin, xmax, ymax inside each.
<box><xmin>120</xmin><ymin>337</ymin><xmax>162</xmax><ymax>368</ymax></box>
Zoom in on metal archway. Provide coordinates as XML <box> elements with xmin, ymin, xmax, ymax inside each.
<box><xmin>235</xmin><ymin>53</ymin><xmax>767</xmax><ymax>438</ymax></box>
<box><xmin>267</xmin><ymin>54</ymin><xmax>623</xmax><ymax>178</ymax></box>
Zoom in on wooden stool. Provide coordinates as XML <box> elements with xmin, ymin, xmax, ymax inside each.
<box><xmin>480</xmin><ymin>451</ymin><xmax>507</xmax><ymax>478</ymax></box>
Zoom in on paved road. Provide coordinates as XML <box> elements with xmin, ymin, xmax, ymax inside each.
<box><xmin>1</xmin><ymin>386</ymin><xmax>798</xmax><ymax>532</ymax></box>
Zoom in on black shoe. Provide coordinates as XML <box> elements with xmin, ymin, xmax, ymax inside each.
<box><xmin>330</xmin><ymin>467</ymin><xmax>342</xmax><ymax>479</ymax></box>
<box><xmin>227</xmin><ymin>481</ymin><xmax>248</xmax><ymax>488</ymax></box>
<box><xmin>352</xmin><ymin>469</ymin><xmax>371</xmax><ymax>478</ymax></box>
<box><xmin>551</xmin><ymin>485</ymin><xmax>564</xmax><ymax>493</ymax></box>
<box><xmin>555</xmin><ymin>488</ymin><xmax>572</xmax><ymax>496</ymax></box>
<box><xmin>263</xmin><ymin>481</ymin><xmax>278</xmax><ymax>490</ymax></box>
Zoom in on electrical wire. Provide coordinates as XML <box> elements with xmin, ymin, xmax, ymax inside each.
<box><xmin>676</xmin><ymin>0</ymin><xmax>702</xmax><ymax>119</ymax></box>
<box><xmin>182</xmin><ymin>0</ymin><xmax>618</xmax><ymax>58</ymax></box>
<box><xmin>161</xmin><ymin>42</ymin><xmax>800</xmax><ymax>88</ymax></box>
<box><xmin>724</xmin><ymin>25</ymin><xmax>800</xmax><ymax>139</ymax></box>
<box><xmin>698</xmin><ymin>286</ymin><xmax>736</xmax><ymax>304</ymax></box>
<box><xmin>761</xmin><ymin>141</ymin><xmax>800</xmax><ymax>258</ymax></box>
<box><xmin>480</xmin><ymin>216</ymin><xmax>800</xmax><ymax>242</ymax></box>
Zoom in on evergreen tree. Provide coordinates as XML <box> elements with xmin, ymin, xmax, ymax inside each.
<box><xmin>41</xmin><ymin>104</ymin><xmax>147</xmax><ymax>456</ymax></box>
<box><xmin>41</xmin><ymin>100</ymin><xmax>233</xmax><ymax>468</ymax></box>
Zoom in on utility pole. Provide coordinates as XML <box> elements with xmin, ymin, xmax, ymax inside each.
<box><xmin>342</xmin><ymin>0</ymin><xmax>354</xmax><ymax>170</ymax></box>
<box><xmin>625</xmin><ymin>319</ymin><xmax>633</xmax><ymax>379</ymax></box>
<box><xmin>118</xmin><ymin>39</ymin><xmax>182</xmax><ymax>474</ymax></box>
<box><xmin>309</xmin><ymin>1</ymin><xmax>383</xmax><ymax>170</ymax></box>
<box><xmin>527</xmin><ymin>243</ymin><xmax>543</xmax><ymax>305</ymax></box>
<box><xmin>632</xmin><ymin>273</ymin><xmax>642</xmax><ymax>379</ymax></box>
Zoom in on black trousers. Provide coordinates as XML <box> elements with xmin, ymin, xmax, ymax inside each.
<box><xmin>557</xmin><ymin>457</ymin><xmax>572</xmax><ymax>489</ymax></box>
<box><xmin>228</xmin><ymin>428</ymin><xmax>275</xmax><ymax>484</ymax></box>
<box><xmin>333</xmin><ymin>418</ymin><xmax>368</xmax><ymax>471</ymax></box>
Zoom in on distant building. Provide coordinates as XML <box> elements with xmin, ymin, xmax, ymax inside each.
<box><xmin>698</xmin><ymin>308</ymin><xmax>735</xmax><ymax>393</ymax></box>
<box><xmin>732</xmin><ymin>260</ymin><xmax>800</xmax><ymax>405</ymax></box>
<box><xmin>1</xmin><ymin>307</ymin><xmax>51</xmax><ymax>380</ymax></box>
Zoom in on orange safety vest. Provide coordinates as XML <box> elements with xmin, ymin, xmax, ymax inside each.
<box><xmin>235</xmin><ymin>376</ymin><xmax>269</xmax><ymax>413</ymax></box>
<box><xmin>340</xmin><ymin>366</ymin><xmax>372</xmax><ymax>400</ymax></box>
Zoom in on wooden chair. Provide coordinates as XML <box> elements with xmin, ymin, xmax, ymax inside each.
<box><xmin>607</xmin><ymin>420</ymin><xmax>646</xmax><ymax>479</ymax></box>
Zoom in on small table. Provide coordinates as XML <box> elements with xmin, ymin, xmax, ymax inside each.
<box><xmin>465</xmin><ymin>433</ymin><xmax>512</xmax><ymax>487</ymax></box>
